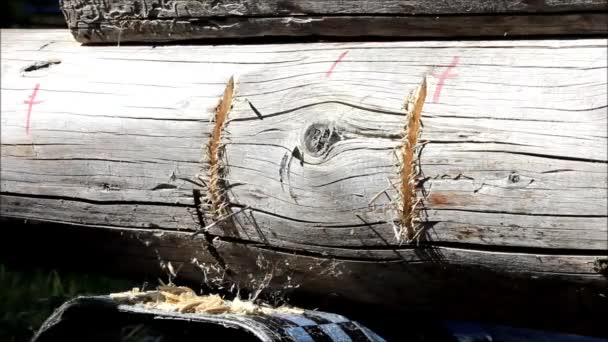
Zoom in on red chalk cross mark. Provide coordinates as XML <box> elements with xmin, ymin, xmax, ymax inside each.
<box><xmin>24</xmin><ymin>83</ymin><xmax>43</xmax><ymax>135</ymax></box>
<box><xmin>431</xmin><ymin>56</ymin><xmax>460</xmax><ymax>103</ymax></box>
<box><xmin>325</xmin><ymin>50</ymin><xmax>349</xmax><ymax>78</ymax></box>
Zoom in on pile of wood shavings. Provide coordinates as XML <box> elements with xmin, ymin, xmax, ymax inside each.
<box><xmin>109</xmin><ymin>286</ymin><xmax>303</xmax><ymax>315</ymax></box>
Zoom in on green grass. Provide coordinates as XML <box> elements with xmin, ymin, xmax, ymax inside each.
<box><xmin>0</xmin><ymin>263</ymin><xmax>136</xmax><ymax>342</ymax></box>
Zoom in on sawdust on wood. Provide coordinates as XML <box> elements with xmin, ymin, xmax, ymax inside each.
<box><xmin>109</xmin><ymin>285</ymin><xmax>303</xmax><ymax>315</ymax></box>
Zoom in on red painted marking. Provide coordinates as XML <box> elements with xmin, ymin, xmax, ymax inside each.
<box><xmin>24</xmin><ymin>83</ymin><xmax>43</xmax><ymax>135</ymax></box>
<box><xmin>325</xmin><ymin>50</ymin><xmax>349</xmax><ymax>78</ymax></box>
<box><xmin>432</xmin><ymin>56</ymin><xmax>460</xmax><ymax>103</ymax></box>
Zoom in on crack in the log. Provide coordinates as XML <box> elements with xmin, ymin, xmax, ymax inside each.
<box><xmin>459</xmin><ymin>150</ymin><xmax>608</xmax><ymax>164</ymax></box>
<box><xmin>191</xmin><ymin>189</ymin><xmax>233</xmax><ymax>276</ymax></box>
<box><xmin>21</xmin><ymin>59</ymin><xmax>61</xmax><ymax>73</ymax></box>
<box><xmin>231</xmin><ymin>100</ymin><xmax>406</xmax><ymax>122</ymax></box>
<box><xmin>0</xmin><ymin>191</ymin><xmax>195</xmax><ymax>207</ymax></box>
<box><xmin>228</xmin><ymin>202</ymin><xmax>387</xmax><ymax>226</ymax></box>
<box><xmin>428</xmin><ymin>207</ymin><xmax>608</xmax><ymax>218</ymax></box>
<box><xmin>247</xmin><ymin>100</ymin><xmax>264</xmax><ymax>120</ymax></box>
<box><xmin>211</xmin><ymin>233</ymin><xmax>608</xmax><ymax>263</ymax></box>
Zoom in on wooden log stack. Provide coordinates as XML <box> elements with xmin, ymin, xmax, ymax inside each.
<box><xmin>58</xmin><ymin>0</ymin><xmax>608</xmax><ymax>42</ymax></box>
<box><xmin>1</xmin><ymin>0</ymin><xmax>607</xmax><ymax>335</ymax></box>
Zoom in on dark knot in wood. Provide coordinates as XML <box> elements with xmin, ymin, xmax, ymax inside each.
<box><xmin>508</xmin><ymin>173</ymin><xmax>520</xmax><ymax>183</ymax></box>
<box><xmin>303</xmin><ymin>122</ymin><xmax>340</xmax><ymax>157</ymax></box>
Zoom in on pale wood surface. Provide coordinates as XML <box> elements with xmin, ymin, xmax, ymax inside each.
<box><xmin>1</xmin><ymin>31</ymin><xmax>607</xmax><ymax>314</ymax></box>
<box><xmin>58</xmin><ymin>0</ymin><xmax>608</xmax><ymax>43</ymax></box>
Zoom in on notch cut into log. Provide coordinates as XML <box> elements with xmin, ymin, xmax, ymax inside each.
<box><xmin>201</xmin><ymin>76</ymin><xmax>236</xmax><ymax>220</ymax></box>
<box><xmin>400</xmin><ymin>78</ymin><xmax>427</xmax><ymax>241</ymax></box>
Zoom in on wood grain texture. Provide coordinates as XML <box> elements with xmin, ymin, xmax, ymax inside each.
<box><xmin>60</xmin><ymin>0</ymin><xmax>608</xmax><ymax>17</ymax></box>
<box><xmin>58</xmin><ymin>0</ymin><xmax>608</xmax><ymax>43</ymax></box>
<box><xmin>1</xmin><ymin>30</ymin><xmax>607</xmax><ymax>315</ymax></box>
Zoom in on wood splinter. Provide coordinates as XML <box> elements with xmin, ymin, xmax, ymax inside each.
<box><xmin>191</xmin><ymin>206</ymin><xmax>250</xmax><ymax>238</ymax></box>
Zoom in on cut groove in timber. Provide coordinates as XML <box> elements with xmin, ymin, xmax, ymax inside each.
<box><xmin>400</xmin><ymin>78</ymin><xmax>427</xmax><ymax>242</ymax></box>
<box><xmin>200</xmin><ymin>76</ymin><xmax>236</xmax><ymax>220</ymax></box>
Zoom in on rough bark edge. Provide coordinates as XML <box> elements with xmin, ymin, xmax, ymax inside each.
<box><xmin>58</xmin><ymin>0</ymin><xmax>608</xmax><ymax>19</ymax></box>
<box><xmin>399</xmin><ymin>78</ymin><xmax>427</xmax><ymax>242</ymax></box>
<box><xmin>62</xmin><ymin>14</ymin><xmax>608</xmax><ymax>44</ymax></box>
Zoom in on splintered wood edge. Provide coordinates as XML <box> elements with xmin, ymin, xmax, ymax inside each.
<box><xmin>400</xmin><ymin>78</ymin><xmax>427</xmax><ymax>242</ymax></box>
<box><xmin>204</xmin><ymin>76</ymin><xmax>236</xmax><ymax>219</ymax></box>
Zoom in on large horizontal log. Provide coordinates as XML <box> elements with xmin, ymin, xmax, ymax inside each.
<box><xmin>59</xmin><ymin>0</ymin><xmax>608</xmax><ymax>43</ymax></box>
<box><xmin>1</xmin><ymin>30</ymin><xmax>607</xmax><ymax>330</ymax></box>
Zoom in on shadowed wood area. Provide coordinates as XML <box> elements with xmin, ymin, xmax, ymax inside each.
<box><xmin>1</xmin><ymin>30</ymin><xmax>607</xmax><ymax>331</ymax></box>
<box><xmin>58</xmin><ymin>0</ymin><xmax>608</xmax><ymax>43</ymax></box>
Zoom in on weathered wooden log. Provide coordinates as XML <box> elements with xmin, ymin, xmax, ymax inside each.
<box><xmin>59</xmin><ymin>0</ymin><xmax>608</xmax><ymax>43</ymax></box>
<box><xmin>1</xmin><ymin>30</ymin><xmax>607</xmax><ymax>331</ymax></box>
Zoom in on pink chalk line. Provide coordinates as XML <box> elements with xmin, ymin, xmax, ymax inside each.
<box><xmin>24</xmin><ymin>83</ymin><xmax>43</xmax><ymax>135</ymax></box>
<box><xmin>325</xmin><ymin>51</ymin><xmax>349</xmax><ymax>78</ymax></box>
<box><xmin>432</xmin><ymin>56</ymin><xmax>460</xmax><ymax>103</ymax></box>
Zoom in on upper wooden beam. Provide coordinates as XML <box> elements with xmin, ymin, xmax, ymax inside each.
<box><xmin>60</xmin><ymin>0</ymin><xmax>608</xmax><ymax>17</ymax></box>
<box><xmin>59</xmin><ymin>0</ymin><xmax>608</xmax><ymax>43</ymax></box>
